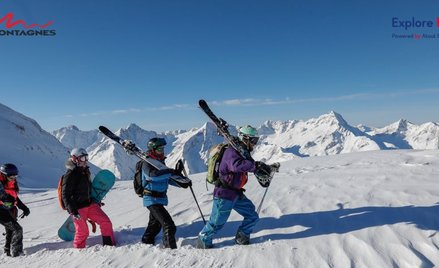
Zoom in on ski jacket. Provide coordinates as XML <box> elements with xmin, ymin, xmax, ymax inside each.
<box><xmin>141</xmin><ymin>160</ymin><xmax>178</xmax><ymax>207</ymax></box>
<box><xmin>61</xmin><ymin>160</ymin><xmax>92</xmax><ymax>215</ymax></box>
<box><xmin>0</xmin><ymin>174</ymin><xmax>26</xmax><ymax>211</ymax></box>
<box><xmin>214</xmin><ymin>146</ymin><xmax>257</xmax><ymax>201</ymax></box>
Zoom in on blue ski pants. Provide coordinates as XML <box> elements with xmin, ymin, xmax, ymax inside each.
<box><xmin>199</xmin><ymin>195</ymin><xmax>259</xmax><ymax>246</ymax></box>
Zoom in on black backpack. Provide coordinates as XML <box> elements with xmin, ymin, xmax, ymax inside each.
<box><xmin>133</xmin><ymin>161</ymin><xmax>144</xmax><ymax>197</ymax></box>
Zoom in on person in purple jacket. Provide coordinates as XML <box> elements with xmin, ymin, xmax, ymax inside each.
<box><xmin>197</xmin><ymin>125</ymin><xmax>273</xmax><ymax>249</ymax></box>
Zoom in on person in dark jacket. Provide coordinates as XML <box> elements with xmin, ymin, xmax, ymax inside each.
<box><xmin>61</xmin><ymin>148</ymin><xmax>115</xmax><ymax>248</ymax></box>
<box><xmin>0</xmin><ymin>163</ymin><xmax>30</xmax><ymax>257</ymax></box>
<box><xmin>197</xmin><ymin>125</ymin><xmax>273</xmax><ymax>249</ymax></box>
<box><xmin>123</xmin><ymin>137</ymin><xmax>191</xmax><ymax>249</ymax></box>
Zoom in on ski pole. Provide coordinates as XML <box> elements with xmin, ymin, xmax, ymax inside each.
<box><xmin>179</xmin><ymin>160</ymin><xmax>206</xmax><ymax>224</ymax></box>
<box><xmin>257</xmin><ymin>187</ymin><xmax>269</xmax><ymax>214</ymax></box>
<box><xmin>257</xmin><ymin>163</ymin><xmax>281</xmax><ymax>214</ymax></box>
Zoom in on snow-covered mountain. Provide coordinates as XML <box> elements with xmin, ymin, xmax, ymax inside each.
<box><xmin>3</xmin><ymin>101</ymin><xmax>438</xmax><ymax>185</ymax></box>
<box><xmin>53</xmin><ymin>111</ymin><xmax>439</xmax><ymax>181</ymax></box>
<box><xmin>3</xmin><ymin>150</ymin><xmax>439</xmax><ymax>267</ymax></box>
<box><xmin>0</xmin><ymin>103</ymin><xmax>68</xmax><ymax>188</ymax></box>
<box><xmin>166</xmin><ymin>122</ymin><xmax>228</xmax><ymax>174</ymax></box>
<box><xmin>87</xmin><ymin>124</ymin><xmax>166</xmax><ymax>180</ymax></box>
<box><xmin>370</xmin><ymin>119</ymin><xmax>439</xmax><ymax>149</ymax></box>
<box><xmin>255</xmin><ymin>111</ymin><xmax>381</xmax><ymax>162</ymax></box>
<box><xmin>53</xmin><ymin>125</ymin><xmax>101</xmax><ymax>150</ymax></box>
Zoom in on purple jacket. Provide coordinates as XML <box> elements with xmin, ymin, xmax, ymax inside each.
<box><xmin>213</xmin><ymin>146</ymin><xmax>256</xmax><ymax>201</ymax></box>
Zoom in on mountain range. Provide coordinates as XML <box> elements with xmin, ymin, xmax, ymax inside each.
<box><xmin>1</xmin><ymin>102</ymin><xmax>438</xmax><ymax>186</ymax></box>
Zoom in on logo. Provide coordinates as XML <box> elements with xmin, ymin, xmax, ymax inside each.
<box><xmin>391</xmin><ymin>17</ymin><xmax>439</xmax><ymax>40</ymax></box>
<box><xmin>392</xmin><ymin>17</ymin><xmax>435</xmax><ymax>30</ymax></box>
<box><xmin>0</xmin><ymin>12</ymin><xmax>56</xmax><ymax>36</ymax></box>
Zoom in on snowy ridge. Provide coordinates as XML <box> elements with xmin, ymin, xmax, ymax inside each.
<box><xmin>53</xmin><ymin>125</ymin><xmax>100</xmax><ymax>151</ymax></box>
<box><xmin>0</xmin><ymin>103</ymin><xmax>68</xmax><ymax>188</ymax></box>
<box><xmin>53</xmin><ymin>110</ymin><xmax>439</xmax><ymax>181</ymax></box>
<box><xmin>371</xmin><ymin>119</ymin><xmax>439</xmax><ymax>150</ymax></box>
<box><xmin>1</xmin><ymin>150</ymin><xmax>439</xmax><ymax>267</ymax></box>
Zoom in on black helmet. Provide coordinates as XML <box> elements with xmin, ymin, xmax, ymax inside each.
<box><xmin>0</xmin><ymin>163</ymin><xmax>18</xmax><ymax>177</ymax></box>
<box><xmin>147</xmin><ymin>137</ymin><xmax>167</xmax><ymax>150</ymax></box>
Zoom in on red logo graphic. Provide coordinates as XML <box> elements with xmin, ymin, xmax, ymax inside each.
<box><xmin>437</xmin><ymin>17</ymin><xmax>439</xmax><ymax>27</ymax></box>
<box><xmin>0</xmin><ymin>12</ymin><xmax>53</xmax><ymax>29</ymax></box>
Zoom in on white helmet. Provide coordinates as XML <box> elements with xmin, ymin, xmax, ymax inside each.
<box><xmin>70</xmin><ymin>148</ymin><xmax>88</xmax><ymax>163</ymax></box>
<box><xmin>70</xmin><ymin>148</ymin><xmax>88</xmax><ymax>157</ymax></box>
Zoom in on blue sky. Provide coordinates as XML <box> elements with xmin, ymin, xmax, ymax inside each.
<box><xmin>1</xmin><ymin>0</ymin><xmax>438</xmax><ymax>132</ymax></box>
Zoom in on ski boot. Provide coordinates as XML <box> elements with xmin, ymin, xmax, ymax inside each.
<box><xmin>235</xmin><ymin>230</ymin><xmax>250</xmax><ymax>245</ymax></box>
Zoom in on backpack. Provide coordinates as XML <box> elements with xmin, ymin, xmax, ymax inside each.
<box><xmin>133</xmin><ymin>160</ymin><xmax>144</xmax><ymax>197</ymax></box>
<box><xmin>206</xmin><ymin>143</ymin><xmax>228</xmax><ymax>185</ymax></box>
<box><xmin>57</xmin><ymin>175</ymin><xmax>66</xmax><ymax>210</ymax></box>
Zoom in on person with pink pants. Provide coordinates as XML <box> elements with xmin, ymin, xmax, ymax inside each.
<box><xmin>62</xmin><ymin>148</ymin><xmax>115</xmax><ymax>248</ymax></box>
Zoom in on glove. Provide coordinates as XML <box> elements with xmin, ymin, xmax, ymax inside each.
<box><xmin>172</xmin><ymin>176</ymin><xmax>192</xmax><ymax>189</ymax></box>
<box><xmin>175</xmin><ymin>160</ymin><xmax>185</xmax><ymax>176</ymax></box>
<box><xmin>122</xmin><ymin>140</ymin><xmax>136</xmax><ymax>153</ymax></box>
<box><xmin>71</xmin><ymin>211</ymin><xmax>81</xmax><ymax>220</ymax></box>
<box><xmin>21</xmin><ymin>205</ymin><xmax>30</xmax><ymax>217</ymax></box>
<box><xmin>254</xmin><ymin>161</ymin><xmax>273</xmax><ymax>188</ymax></box>
<box><xmin>16</xmin><ymin>197</ymin><xmax>30</xmax><ymax>217</ymax></box>
<box><xmin>255</xmin><ymin>161</ymin><xmax>272</xmax><ymax>176</ymax></box>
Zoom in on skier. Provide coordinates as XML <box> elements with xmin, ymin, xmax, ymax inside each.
<box><xmin>197</xmin><ymin>125</ymin><xmax>273</xmax><ymax>249</ymax></box>
<box><xmin>0</xmin><ymin>163</ymin><xmax>30</xmax><ymax>257</ymax></box>
<box><xmin>61</xmin><ymin>148</ymin><xmax>115</xmax><ymax>248</ymax></box>
<box><xmin>124</xmin><ymin>137</ymin><xmax>191</xmax><ymax>249</ymax></box>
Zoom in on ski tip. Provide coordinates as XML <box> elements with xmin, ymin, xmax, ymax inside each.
<box><xmin>98</xmin><ymin>126</ymin><xmax>112</xmax><ymax>134</ymax></box>
<box><xmin>198</xmin><ymin>99</ymin><xmax>207</xmax><ymax>106</ymax></box>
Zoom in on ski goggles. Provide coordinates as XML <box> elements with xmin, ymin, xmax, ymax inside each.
<box><xmin>244</xmin><ymin>136</ymin><xmax>259</xmax><ymax>145</ymax></box>
<box><xmin>154</xmin><ymin>146</ymin><xmax>165</xmax><ymax>153</ymax></box>
<box><xmin>7</xmin><ymin>175</ymin><xmax>17</xmax><ymax>180</ymax></box>
<box><xmin>77</xmin><ymin>155</ymin><xmax>88</xmax><ymax>162</ymax></box>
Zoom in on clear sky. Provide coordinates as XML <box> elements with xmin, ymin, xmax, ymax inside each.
<box><xmin>1</xmin><ymin>0</ymin><xmax>438</xmax><ymax>132</ymax></box>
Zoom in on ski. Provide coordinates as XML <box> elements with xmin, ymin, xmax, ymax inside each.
<box><xmin>99</xmin><ymin>126</ymin><xmax>167</xmax><ymax>170</ymax></box>
<box><xmin>98</xmin><ymin>126</ymin><xmax>191</xmax><ymax>185</ymax></box>
<box><xmin>198</xmin><ymin>99</ymin><xmax>252</xmax><ymax>160</ymax></box>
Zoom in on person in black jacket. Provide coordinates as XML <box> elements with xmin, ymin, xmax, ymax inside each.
<box><xmin>61</xmin><ymin>148</ymin><xmax>115</xmax><ymax>248</ymax></box>
<box><xmin>0</xmin><ymin>163</ymin><xmax>30</xmax><ymax>257</ymax></box>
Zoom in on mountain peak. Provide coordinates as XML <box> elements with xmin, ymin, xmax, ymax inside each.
<box><xmin>391</xmin><ymin>119</ymin><xmax>412</xmax><ymax>132</ymax></box>
<box><xmin>316</xmin><ymin>111</ymin><xmax>349</xmax><ymax>127</ymax></box>
<box><xmin>126</xmin><ymin>123</ymin><xmax>142</xmax><ymax>131</ymax></box>
<box><xmin>67</xmin><ymin>125</ymin><xmax>79</xmax><ymax>131</ymax></box>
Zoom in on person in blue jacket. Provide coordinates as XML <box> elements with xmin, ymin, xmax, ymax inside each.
<box><xmin>137</xmin><ymin>137</ymin><xmax>191</xmax><ymax>249</ymax></box>
<box><xmin>197</xmin><ymin>125</ymin><xmax>274</xmax><ymax>249</ymax></box>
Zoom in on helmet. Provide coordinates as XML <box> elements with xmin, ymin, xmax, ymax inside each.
<box><xmin>0</xmin><ymin>163</ymin><xmax>18</xmax><ymax>177</ymax></box>
<box><xmin>70</xmin><ymin>148</ymin><xmax>88</xmax><ymax>163</ymax></box>
<box><xmin>70</xmin><ymin>148</ymin><xmax>88</xmax><ymax>157</ymax></box>
<box><xmin>147</xmin><ymin>138</ymin><xmax>167</xmax><ymax>150</ymax></box>
<box><xmin>238</xmin><ymin>125</ymin><xmax>259</xmax><ymax>144</ymax></box>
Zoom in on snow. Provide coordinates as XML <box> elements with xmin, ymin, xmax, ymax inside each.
<box><xmin>1</xmin><ymin>149</ymin><xmax>439</xmax><ymax>267</ymax></box>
